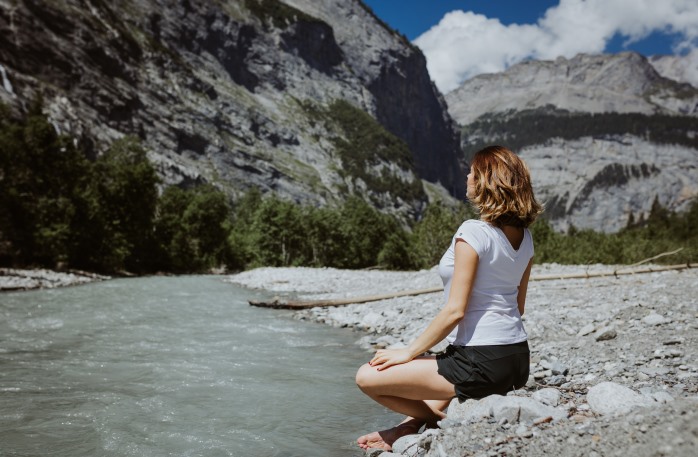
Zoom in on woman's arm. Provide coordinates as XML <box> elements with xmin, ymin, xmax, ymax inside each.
<box><xmin>517</xmin><ymin>258</ymin><xmax>534</xmax><ymax>316</ymax></box>
<box><xmin>370</xmin><ymin>240</ymin><xmax>479</xmax><ymax>370</ymax></box>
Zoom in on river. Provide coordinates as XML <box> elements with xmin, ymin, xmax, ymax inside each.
<box><xmin>0</xmin><ymin>275</ymin><xmax>396</xmax><ymax>457</ymax></box>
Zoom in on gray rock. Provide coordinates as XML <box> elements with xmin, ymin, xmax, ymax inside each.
<box><xmin>532</xmin><ymin>388</ymin><xmax>562</xmax><ymax>407</ymax></box>
<box><xmin>577</xmin><ymin>323</ymin><xmax>597</xmax><ymax>336</ymax></box>
<box><xmin>515</xmin><ymin>424</ymin><xmax>534</xmax><ymax>438</ymax></box>
<box><xmin>391</xmin><ymin>433</ymin><xmax>421</xmax><ymax>456</ymax></box>
<box><xmin>594</xmin><ymin>326</ymin><xmax>618</xmax><ymax>341</ymax></box>
<box><xmin>545</xmin><ymin>375</ymin><xmax>567</xmax><ymax>386</ymax></box>
<box><xmin>551</xmin><ymin>361</ymin><xmax>569</xmax><ymax>375</ymax></box>
<box><xmin>642</xmin><ymin>312</ymin><xmax>669</xmax><ymax>326</ymax></box>
<box><xmin>647</xmin><ymin>391</ymin><xmax>675</xmax><ymax>404</ymax></box>
<box><xmin>446</xmin><ymin>397</ymin><xmax>494</xmax><ymax>424</ymax></box>
<box><xmin>587</xmin><ymin>382</ymin><xmax>654</xmax><ymax>415</ymax></box>
<box><xmin>448</xmin><ymin>395</ymin><xmax>567</xmax><ymax>425</ymax></box>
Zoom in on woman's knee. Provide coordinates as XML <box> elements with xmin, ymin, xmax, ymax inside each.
<box><xmin>355</xmin><ymin>363</ymin><xmax>379</xmax><ymax>392</ymax></box>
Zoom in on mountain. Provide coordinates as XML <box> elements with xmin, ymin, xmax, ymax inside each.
<box><xmin>445</xmin><ymin>52</ymin><xmax>698</xmax><ymax>233</ymax></box>
<box><xmin>0</xmin><ymin>0</ymin><xmax>465</xmax><ymax>220</ymax></box>
<box><xmin>649</xmin><ymin>50</ymin><xmax>698</xmax><ymax>88</ymax></box>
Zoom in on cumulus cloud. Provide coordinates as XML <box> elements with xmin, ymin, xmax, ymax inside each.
<box><xmin>414</xmin><ymin>0</ymin><xmax>698</xmax><ymax>93</ymax></box>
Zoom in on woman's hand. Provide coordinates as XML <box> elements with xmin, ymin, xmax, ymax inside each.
<box><xmin>369</xmin><ymin>348</ymin><xmax>414</xmax><ymax>371</ymax></box>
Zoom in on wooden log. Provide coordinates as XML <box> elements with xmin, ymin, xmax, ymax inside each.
<box><xmin>248</xmin><ymin>262</ymin><xmax>697</xmax><ymax>309</ymax></box>
<box><xmin>249</xmin><ymin>286</ymin><xmax>443</xmax><ymax>309</ymax></box>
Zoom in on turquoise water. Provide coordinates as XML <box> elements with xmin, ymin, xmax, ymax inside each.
<box><xmin>0</xmin><ymin>276</ymin><xmax>395</xmax><ymax>457</ymax></box>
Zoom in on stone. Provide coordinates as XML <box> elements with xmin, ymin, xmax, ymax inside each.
<box><xmin>551</xmin><ymin>361</ymin><xmax>569</xmax><ymax>375</ymax></box>
<box><xmin>391</xmin><ymin>433</ymin><xmax>421</xmax><ymax>456</ymax></box>
<box><xmin>578</xmin><ymin>323</ymin><xmax>597</xmax><ymax>336</ymax></box>
<box><xmin>446</xmin><ymin>397</ymin><xmax>497</xmax><ymax>424</ymax></box>
<box><xmin>365</xmin><ymin>449</ymin><xmax>384</xmax><ymax>457</ymax></box>
<box><xmin>489</xmin><ymin>396</ymin><xmax>567</xmax><ymax>424</ymax></box>
<box><xmin>532</xmin><ymin>388</ymin><xmax>562</xmax><ymax>407</ymax></box>
<box><xmin>642</xmin><ymin>313</ymin><xmax>668</xmax><ymax>326</ymax></box>
<box><xmin>594</xmin><ymin>326</ymin><xmax>618</xmax><ymax>341</ymax></box>
<box><xmin>648</xmin><ymin>391</ymin><xmax>675</xmax><ymax>404</ymax></box>
<box><xmin>546</xmin><ymin>375</ymin><xmax>567</xmax><ymax>386</ymax></box>
<box><xmin>587</xmin><ymin>382</ymin><xmax>654</xmax><ymax>415</ymax></box>
<box><xmin>515</xmin><ymin>425</ymin><xmax>533</xmax><ymax>438</ymax></box>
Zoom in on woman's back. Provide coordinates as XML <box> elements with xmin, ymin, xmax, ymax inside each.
<box><xmin>439</xmin><ymin>219</ymin><xmax>532</xmax><ymax>346</ymax></box>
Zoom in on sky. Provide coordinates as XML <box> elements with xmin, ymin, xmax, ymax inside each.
<box><xmin>363</xmin><ymin>0</ymin><xmax>698</xmax><ymax>93</ymax></box>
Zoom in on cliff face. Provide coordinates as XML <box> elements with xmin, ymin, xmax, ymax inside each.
<box><xmin>445</xmin><ymin>52</ymin><xmax>698</xmax><ymax>232</ymax></box>
<box><xmin>0</xmin><ymin>0</ymin><xmax>465</xmax><ymax>219</ymax></box>
<box><xmin>446</xmin><ymin>52</ymin><xmax>698</xmax><ymax>126</ymax></box>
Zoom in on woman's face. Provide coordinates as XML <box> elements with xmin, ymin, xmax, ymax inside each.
<box><xmin>466</xmin><ymin>167</ymin><xmax>476</xmax><ymax>199</ymax></box>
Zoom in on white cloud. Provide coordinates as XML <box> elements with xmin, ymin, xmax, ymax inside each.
<box><xmin>414</xmin><ymin>0</ymin><xmax>698</xmax><ymax>93</ymax></box>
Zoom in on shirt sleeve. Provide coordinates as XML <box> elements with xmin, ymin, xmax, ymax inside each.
<box><xmin>454</xmin><ymin>220</ymin><xmax>489</xmax><ymax>257</ymax></box>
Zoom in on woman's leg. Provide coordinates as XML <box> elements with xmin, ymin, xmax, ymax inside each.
<box><xmin>355</xmin><ymin>356</ymin><xmax>455</xmax><ymax>450</ymax></box>
<box><xmin>356</xmin><ymin>356</ymin><xmax>456</xmax><ymax>420</ymax></box>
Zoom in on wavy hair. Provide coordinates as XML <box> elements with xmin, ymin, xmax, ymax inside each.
<box><xmin>468</xmin><ymin>145</ymin><xmax>543</xmax><ymax>228</ymax></box>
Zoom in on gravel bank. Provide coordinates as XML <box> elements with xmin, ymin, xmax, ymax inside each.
<box><xmin>228</xmin><ymin>264</ymin><xmax>698</xmax><ymax>457</ymax></box>
<box><xmin>0</xmin><ymin>268</ymin><xmax>109</xmax><ymax>291</ymax></box>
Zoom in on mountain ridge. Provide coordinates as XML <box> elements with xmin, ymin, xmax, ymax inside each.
<box><xmin>0</xmin><ymin>0</ymin><xmax>465</xmax><ymax>221</ymax></box>
<box><xmin>446</xmin><ymin>51</ymin><xmax>698</xmax><ymax>233</ymax></box>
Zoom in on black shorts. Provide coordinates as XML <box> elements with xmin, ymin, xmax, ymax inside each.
<box><xmin>436</xmin><ymin>341</ymin><xmax>530</xmax><ymax>402</ymax></box>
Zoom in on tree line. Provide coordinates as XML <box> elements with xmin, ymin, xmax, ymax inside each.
<box><xmin>1</xmin><ymin>102</ymin><xmax>696</xmax><ymax>275</ymax></box>
<box><xmin>462</xmin><ymin>107</ymin><xmax>698</xmax><ymax>163</ymax></box>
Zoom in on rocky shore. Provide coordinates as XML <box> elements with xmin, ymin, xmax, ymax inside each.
<box><xmin>0</xmin><ymin>268</ymin><xmax>109</xmax><ymax>291</ymax></box>
<box><xmin>228</xmin><ymin>264</ymin><xmax>698</xmax><ymax>457</ymax></box>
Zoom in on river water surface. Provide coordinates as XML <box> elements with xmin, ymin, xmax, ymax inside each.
<box><xmin>0</xmin><ymin>276</ymin><xmax>396</xmax><ymax>456</ymax></box>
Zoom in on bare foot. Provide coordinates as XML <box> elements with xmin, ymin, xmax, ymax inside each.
<box><xmin>357</xmin><ymin>422</ymin><xmax>423</xmax><ymax>451</ymax></box>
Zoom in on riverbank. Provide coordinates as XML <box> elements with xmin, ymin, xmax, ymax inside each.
<box><xmin>228</xmin><ymin>264</ymin><xmax>698</xmax><ymax>457</ymax></box>
<box><xmin>0</xmin><ymin>268</ymin><xmax>109</xmax><ymax>291</ymax></box>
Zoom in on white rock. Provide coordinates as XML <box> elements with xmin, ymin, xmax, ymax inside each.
<box><xmin>391</xmin><ymin>433</ymin><xmax>421</xmax><ymax>456</ymax></box>
<box><xmin>446</xmin><ymin>395</ymin><xmax>566</xmax><ymax>425</ymax></box>
<box><xmin>587</xmin><ymin>382</ymin><xmax>654</xmax><ymax>415</ymax></box>
<box><xmin>532</xmin><ymin>388</ymin><xmax>562</xmax><ymax>407</ymax></box>
<box><xmin>577</xmin><ymin>323</ymin><xmax>596</xmax><ymax>336</ymax></box>
<box><xmin>594</xmin><ymin>326</ymin><xmax>618</xmax><ymax>341</ymax></box>
<box><xmin>648</xmin><ymin>391</ymin><xmax>675</xmax><ymax>404</ymax></box>
<box><xmin>642</xmin><ymin>312</ymin><xmax>668</xmax><ymax>326</ymax></box>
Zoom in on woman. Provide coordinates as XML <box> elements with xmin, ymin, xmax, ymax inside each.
<box><xmin>356</xmin><ymin>145</ymin><xmax>543</xmax><ymax>451</ymax></box>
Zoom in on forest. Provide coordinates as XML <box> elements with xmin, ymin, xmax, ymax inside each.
<box><xmin>1</xmin><ymin>102</ymin><xmax>696</xmax><ymax>275</ymax></box>
<box><xmin>461</xmin><ymin>107</ymin><xmax>698</xmax><ymax>163</ymax></box>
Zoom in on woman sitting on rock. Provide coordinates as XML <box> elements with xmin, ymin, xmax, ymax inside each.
<box><xmin>356</xmin><ymin>145</ymin><xmax>543</xmax><ymax>451</ymax></box>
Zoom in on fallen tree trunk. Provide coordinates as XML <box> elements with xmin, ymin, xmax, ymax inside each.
<box><xmin>248</xmin><ymin>262</ymin><xmax>697</xmax><ymax>310</ymax></box>
<box><xmin>249</xmin><ymin>286</ymin><xmax>443</xmax><ymax>309</ymax></box>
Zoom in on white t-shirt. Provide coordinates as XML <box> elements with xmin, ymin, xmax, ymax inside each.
<box><xmin>438</xmin><ymin>219</ymin><xmax>533</xmax><ymax>346</ymax></box>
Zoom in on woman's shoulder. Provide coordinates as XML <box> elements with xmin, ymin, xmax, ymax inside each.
<box><xmin>457</xmin><ymin>219</ymin><xmax>493</xmax><ymax>235</ymax></box>
<box><xmin>458</xmin><ymin>218</ymin><xmax>487</xmax><ymax>229</ymax></box>
<box><xmin>455</xmin><ymin>220</ymin><xmax>494</xmax><ymax>251</ymax></box>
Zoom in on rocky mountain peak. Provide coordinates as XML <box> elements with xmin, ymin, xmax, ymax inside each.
<box><xmin>446</xmin><ymin>52</ymin><xmax>698</xmax><ymax>126</ymax></box>
<box><xmin>446</xmin><ymin>51</ymin><xmax>698</xmax><ymax>233</ymax></box>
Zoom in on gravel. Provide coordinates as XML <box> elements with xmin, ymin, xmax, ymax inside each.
<box><xmin>228</xmin><ymin>263</ymin><xmax>698</xmax><ymax>457</ymax></box>
<box><xmin>0</xmin><ymin>268</ymin><xmax>109</xmax><ymax>291</ymax></box>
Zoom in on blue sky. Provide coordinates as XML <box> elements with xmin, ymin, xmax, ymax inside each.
<box><xmin>363</xmin><ymin>0</ymin><xmax>698</xmax><ymax>92</ymax></box>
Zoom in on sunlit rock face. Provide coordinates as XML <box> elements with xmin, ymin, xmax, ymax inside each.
<box><xmin>520</xmin><ymin>136</ymin><xmax>697</xmax><ymax>233</ymax></box>
<box><xmin>0</xmin><ymin>0</ymin><xmax>465</xmax><ymax>220</ymax></box>
<box><xmin>446</xmin><ymin>52</ymin><xmax>698</xmax><ymax>232</ymax></box>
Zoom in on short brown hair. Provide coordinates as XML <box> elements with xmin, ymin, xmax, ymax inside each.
<box><xmin>469</xmin><ymin>145</ymin><xmax>543</xmax><ymax>228</ymax></box>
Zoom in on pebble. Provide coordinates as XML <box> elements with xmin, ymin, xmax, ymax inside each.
<box><xmin>594</xmin><ymin>326</ymin><xmax>618</xmax><ymax>341</ymax></box>
<box><xmin>642</xmin><ymin>312</ymin><xmax>668</xmax><ymax>326</ymax></box>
